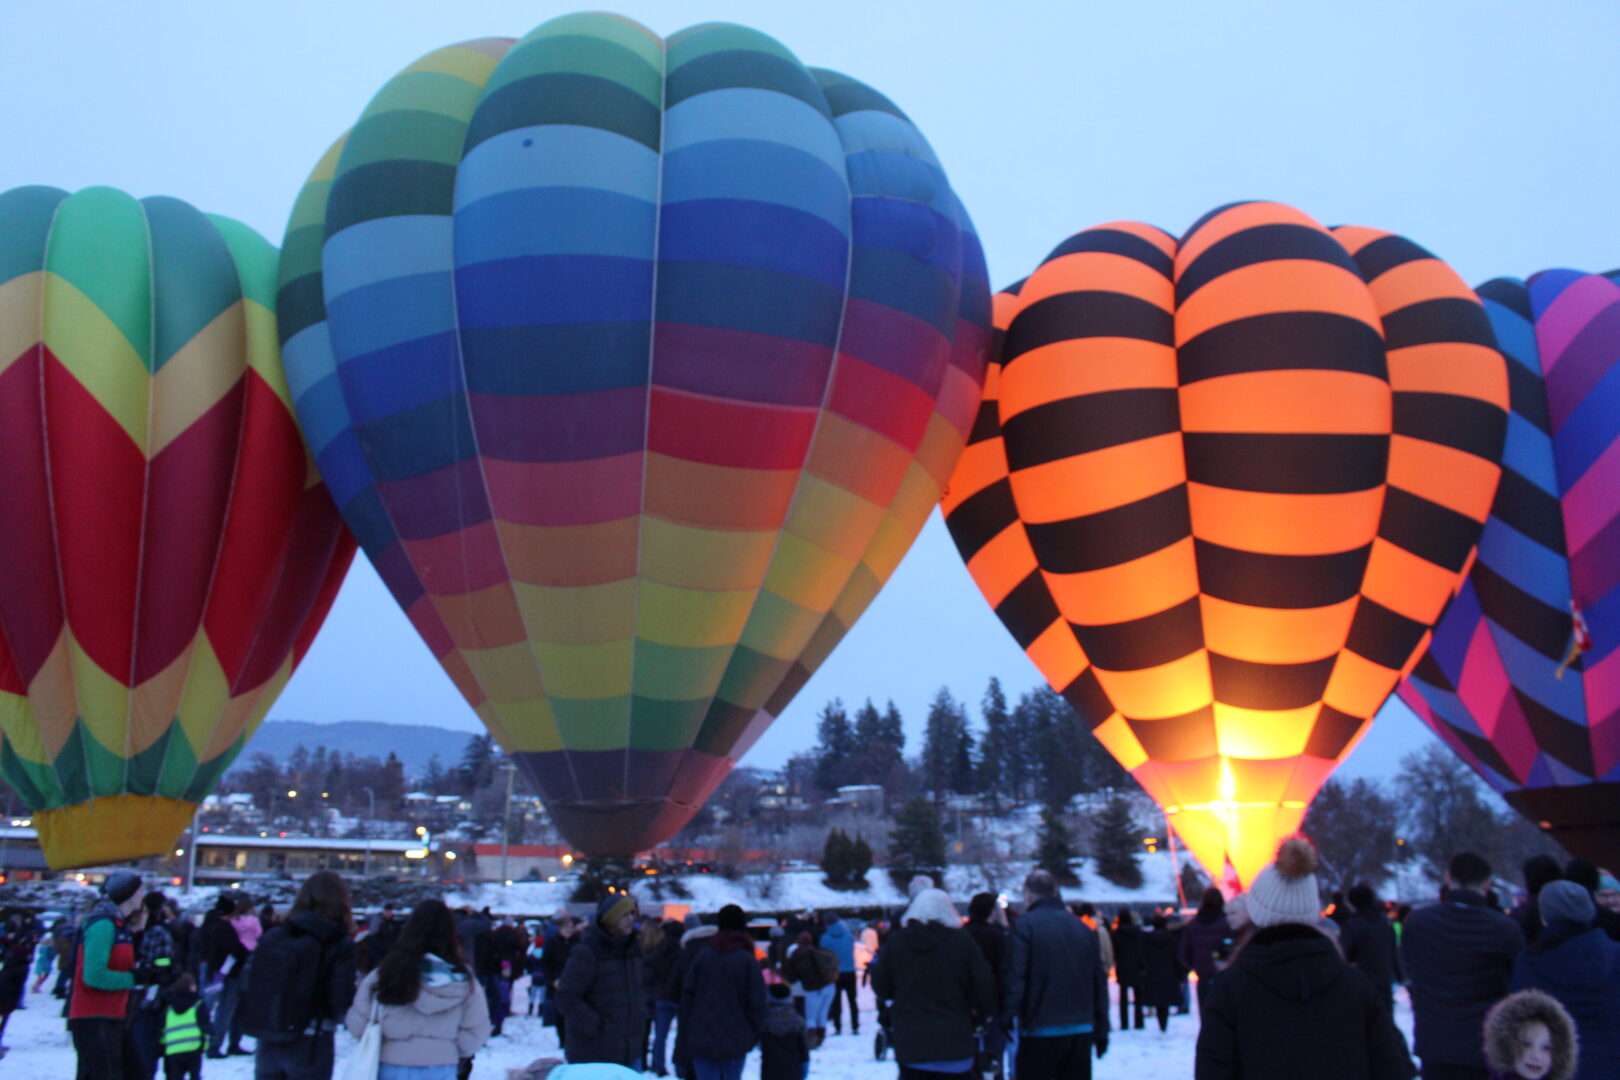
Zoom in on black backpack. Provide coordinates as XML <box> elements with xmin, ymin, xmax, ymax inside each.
<box><xmin>237</xmin><ymin>925</ymin><xmax>326</xmax><ymax>1040</ymax></box>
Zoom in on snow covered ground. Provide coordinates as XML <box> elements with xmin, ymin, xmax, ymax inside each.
<box><xmin>0</xmin><ymin>975</ymin><xmax>1419</xmax><ymax>1079</ymax></box>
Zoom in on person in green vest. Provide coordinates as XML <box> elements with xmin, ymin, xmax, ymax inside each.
<box><xmin>160</xmin><ymin>972</ymin><xmax>211</xmax><ymax>1080</ymax></box>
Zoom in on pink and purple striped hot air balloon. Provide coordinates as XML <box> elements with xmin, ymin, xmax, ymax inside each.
<box><xmin>1400</xmin><ymin>269</ymin><xmax>1620</xmax><ymax>866</ymax></box>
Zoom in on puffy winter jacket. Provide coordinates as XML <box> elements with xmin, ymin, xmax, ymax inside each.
<box><xmin>347</xmin><ymin>955</ymin><xmax>492</xmax><ymax>1067</ymax></box>
<box><xmin>556</xmin><ymin>924</ymin><xmax>646</xmax><ymax>1066</ymax></box>
<box><xmin>965</xmin><ymin>916</ymin><xmax>1008</xmax><ymax>1008</ymax></box>
<box><xmin>1510</xmin><ymin>922</ymin><xmax>1620</xmax><ymax>1080</ymax></box>
<box><xmin>1195</xmin><ymin>924</ymin><xmax>1415</xmax><ymax>1080</ymax></box>
<box><xmin>819</xmin><ymin>920</ymin><xmax>856</xmax><ymax>974</ymax></box>
<box><xmin>679</xmin><ymin>930</ymin><xmax>767</xmax><ymax>1061</ymax></box>
<box><xmin>1179</xmin><ymin>913</ymin><xmax>1232</xmax><ymax>984</ymax></box>
<box><xmin>870</xmin><ymin>920</ymin><xmax>996</xmax><ymax>1064</ymax></box>
<box><xmin>1400</xmin><ymin>889</ymin><xmax>1523</xmax><ymax>1069</ymax></box>
<box><xmin>1006</xmin><ymin>896</ymin><xmax>1108</xmax><ymax>1035</ymax></box>
<box><xmin>1111</xmin><ymin>922</ymin><xmax>1143</xmax><ymax>989</ymax></box>
<box><xmin>1339</xmin><ymin>909</ymin><xmax>1401</xmax><ymax>1009</ymax></box>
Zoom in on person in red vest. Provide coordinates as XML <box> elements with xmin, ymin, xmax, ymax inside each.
<box><xmin>70</xmin><ymin>869</ymin><xmax>147</xmax><ymax>1080</ymax></box>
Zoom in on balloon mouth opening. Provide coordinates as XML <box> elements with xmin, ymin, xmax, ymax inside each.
<box><xmin>33</xmin><ymin>794</ymin><xmax>197</xmax><ymax>870</ymax></box>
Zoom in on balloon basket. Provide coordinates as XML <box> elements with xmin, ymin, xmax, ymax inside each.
<box><xmin>34</xmin><ymin>794</ymin><xmax>197</xmax><ymax>870</ymax></box>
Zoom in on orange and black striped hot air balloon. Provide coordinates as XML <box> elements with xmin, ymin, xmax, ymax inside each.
<box><xmin>943</xmin><ymin>202</ymin><xmax>1510</xmax><ymax>887</ymax></box>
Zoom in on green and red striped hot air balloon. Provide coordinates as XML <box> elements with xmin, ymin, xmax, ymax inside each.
<box><xmin>0</xmin><ymin>185</ymin><xmax>355</xmax><ymax>868</ymax></box>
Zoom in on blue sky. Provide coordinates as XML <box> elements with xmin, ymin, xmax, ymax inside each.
<box><xmin>6</xmin><ymin>1</ymin><xmax>1617</xmax><ymax>781</ymax></box>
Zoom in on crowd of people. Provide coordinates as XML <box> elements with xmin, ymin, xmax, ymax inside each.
<box><xmin>3</xmin><ymin>840</ymin><xmax>1619</xmax><ymax>1080</ymax></box>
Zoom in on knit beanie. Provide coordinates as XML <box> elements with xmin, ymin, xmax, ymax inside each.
<box><xmin>1600</xmin><ymin>874</ymin><xmax>1620</xmax><ymax>893</ymax></box>
<box><xmin>597</xmin><ymin>894</ymin><xmax>635</xmax><ymax>930</ymax></box>
<box><xmin>717</xmin><ymin>904</ymin><xmax>748</xmax><ymax>932</ymax></box>
<box><xmin>1246</xmin><ymin>837</ymin><xmax>1322</xmax><ymax>928</ymax></box>
<box><xmin>102</xmin><ymin>869</ymin><xmax>143</xmax><ymax>906</ymax></box>
<box><xmin>1539</xmin><ymin>880</ymin><xmax>1595</xmax><ymax>927</ymax></box>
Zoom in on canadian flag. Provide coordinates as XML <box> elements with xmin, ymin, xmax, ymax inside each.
<box><xmin>1222</xmin><ymin>856</ymin><xmax>1243</xmax><ymax>900</ymax></box>
<box><xmin>1556</xmin><ymin>599</ymin><xmax>1593</xmax><ymax>679</ymax></box>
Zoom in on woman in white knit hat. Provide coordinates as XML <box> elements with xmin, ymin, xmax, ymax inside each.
<box><xmin>1193</xmin><ymin>836</ymin><xmax>1416</xmax><ymax>1080</ymax></box>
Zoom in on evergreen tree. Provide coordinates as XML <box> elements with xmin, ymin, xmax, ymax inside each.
<box><xmin>953</xmin><ymin>726</ymin><xmax>977</xmax><ymax>795</ymax></box>
<box><xmin>852</xmin><ymin>698</ymin><xmax>905</xmax><ymax>788</ymax></box>
<box><xmin>977</xmin><ymin>678</ymin><xmax>1010</xmax><ymax>806</ymax></box>
<box><xmin>813</xmin><ymin>699</ymin><xmax>857</xmax><ymax>794</ymax></box>
<box><xmin>1016</xmin><ymin>689</ymin><xmax>1078</xmax><ymax>804</ymax></box>
<box><xmin>850</xmin><ymin>834</ymin><xmax>873</xmax><ymax>883</ymax></box>
<box><xmin>889</xmin><ymin>795</ymin><xmax>947</xmax><ymax>871</ymax></box>
<box><xmin>421</xmin><ymin>754</ymin><xmax>447</xmax><ymax>793</ymax></box>
<box><xmin>880</xmin><ymin>700</ymin><xmax>906</xmax><ymax>752</ymax></box>
<box><xmin>1036</xmin><ymin>794</ymin><xmax>1080</xmax><ymax>884</ymax></box>
<box><xmin>1092</xmin><ymin>794</ymin><xmax>1143</xmax><ymax>888</ymax></box>
<box><xmin>821</xmin><ymin>828</ymin><xmax>854</xmax><ymax>885</ymax></box>
<box><xmin>921</xmin><ymin>688</ymin><xmax>968</xmax><ymax>802</ymax></box>
<box><xmin>459</xmin><ymin>734</ymin><xmax>497</xmax><ymax>793</ymax></box>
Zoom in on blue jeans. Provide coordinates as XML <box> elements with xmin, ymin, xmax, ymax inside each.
<box><xmin>802</xmin><ymin>985</ymin><xmax>834</xmax><ymax>1029</ymax></box>
<box><xmin>210</xmin><ymin>977</ymin><xmax>242</xmax><ymax>1052</ymax></box>
<box><xmin>379</xmin><ymin>1066</ymin><xmax>457</xmax><ymax>1080</ymax></box>
<box><xmin>652</xmin><ymin>1000</ymin><xmax>679</xmax><ymax>1073</ymax></box>
<box><xmin>693</xmin><ymin>1058</ymin><xmax>746</xmax><ymax>1080</ymax></box>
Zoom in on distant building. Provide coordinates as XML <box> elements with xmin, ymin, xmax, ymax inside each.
<box><xmin>828</xmin><ymin>785</ymin><xmax>885</xmax><ymax>814</ymax></box>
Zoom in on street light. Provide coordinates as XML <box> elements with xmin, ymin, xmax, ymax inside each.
<box><xmin>361</xmin><ymin>787</ymin><xmax>376</xmax><ymax>877</ymax></box>
<box><xmin>498</xmin><ymin>760</ymin><xmax>517</xmax><ymax>888</ymax></box>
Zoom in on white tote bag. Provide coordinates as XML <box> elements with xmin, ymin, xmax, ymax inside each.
<box><xmin>342</xmin><ymin>998</ymin><xmax>385</xmax><ymax>1080</ymax></box>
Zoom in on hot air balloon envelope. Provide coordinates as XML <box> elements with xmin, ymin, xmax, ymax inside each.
<box><xmin>1400</xmin><ymin>269</ymin><xmax>1620</xmax><ymax>866</ymax></box>
<box><xmin>944</xmin><ymin>203</ymin><xmax>1507</xmax><ymax>886</ymax></box>
<box><xmin>278</xmin><ymin>14</ymin><xmax>989</xmax><ymax>854</ymax></box>
<box><xmin>0</xmin><ymin>185</ymin><xmax>355</xmax><ymax>868</ymax></box>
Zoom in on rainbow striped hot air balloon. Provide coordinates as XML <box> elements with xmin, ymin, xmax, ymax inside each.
<box><xmin>1400</xmin><ymin>269</ymin><xmax>1620</xmax><ymax>866</ymax></box>
<box><xmin>943</xmin><ymin>202</ymin><xmax>1508</xmax><ymax>886</ymax></box>
<box><xmin>0</xmin><ymin>186</ymin><xmax>355</xmax><ymax>868</ymax></box>
<box><xmin>278</xmin><ymin>13</ymin><xmax>989</xmax><ymax>854</ymax></box>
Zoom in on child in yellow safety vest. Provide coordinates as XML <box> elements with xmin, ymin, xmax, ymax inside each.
<box><xmin>161</xmin><ymin>973</ymin><xmax>211</xmax><ymax>1080</ymax></box>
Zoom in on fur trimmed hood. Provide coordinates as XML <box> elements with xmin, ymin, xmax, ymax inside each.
<box><xmin>1483</xmin><ymin>989</ymin><xmax>1577</xmax><ymax>1080</ymax></box>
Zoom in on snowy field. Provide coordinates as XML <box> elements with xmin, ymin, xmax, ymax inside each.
<box><xmin>0</xmin><ymin>975</ymin><xmax>1418</xmax><ymax>1079</ymax></box>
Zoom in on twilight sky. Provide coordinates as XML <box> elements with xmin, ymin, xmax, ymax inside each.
<box><xmin>5</xmin><ymin>0</ymin><xmax>1616</xmax><ymax>782</ymax></box>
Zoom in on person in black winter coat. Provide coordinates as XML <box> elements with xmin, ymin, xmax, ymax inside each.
<box><xmin>1509</xmin><ymin>880</ymin><xmax>1620</xmax><ymax>1080</ymax></box>
<box><xmin>198</xmin><ymin>895</ymin><xmax>249</xmax><ymax>1058</ymax></box>
<box><xmin>965</xmin><ymin>893</ymin><xmax>1009</xmax><ymax>1075</ymax></box>
<box><xmin>669</xmin><ymin>922</ymin><xmax>719</xmax><ymax>1080</ymax></box>
<box><xmin>241</xmin><ymin>871</ymin><xmax>358</xmax><ymax>1080</ymax></box>
<box><xmin>1005</xmin><ymin>871</ymin><xmax>1109</xmax><ymax>1080</ymax></box>
<box><xmin>540</xmin><ymin>913</ymin><xmax>581</xmax><ymax>1039</ymax></box>
<box><xmin>556</xmin><ymin>895</ymin><xmax>646</xmax><ymax>1068</ymax></box>
<box><xmin>648</xmin><ymin>920</ymin><xmax>685</xmax><ymax>1076</ymax></box>
<box><xmin>679</xmin><ymin>905</ymin><xmax>766</xmax><ymax>1080</ymax></box>
<box><xmin>870</xmin><ymin>889</ymin><xmax>996</xmax><ymax>1080</ymax></box>
<box><xmin>1195</xmin><ymin>837</ymin><xmax>1415</xmax><ymax>1080</ymax></box>
<box><xmin>1110</xmin><ymin>910</ymin><xmax>1145</xmax><ymax>1031</ymax></box>
<box><xmin>1510</xmin><ymin>855</ymin><xmax>1563</xmax><ymax>948</ymax></box>
<box><xmin>1339</xmin><ymin>884</ymin><xmax>1401</xmax><ymax>1016</ymax></box>
<box><xmin>1561</xmin><ymin>859</ymin><xmax>1620</xmax><ymax>944</ymax></box>
<box><xmin>1138</xmin><ymin>916</ymin><xmax>1181</xmax><ymax>1032</ymax></box>
<box><xmin>1179</xmin><ymin>889</ymin><xmax>1232</xmax><ymax>1012</ymax></box>
<box><xmin>1401</xmin><ymin>851</ymin><xmax>1524</xmax><ymax>1079</ymax></box>
<box><xmin>760</xmin><ymin>982</ymin><xmax>809</xmax><ymax>1080</ymax></box>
